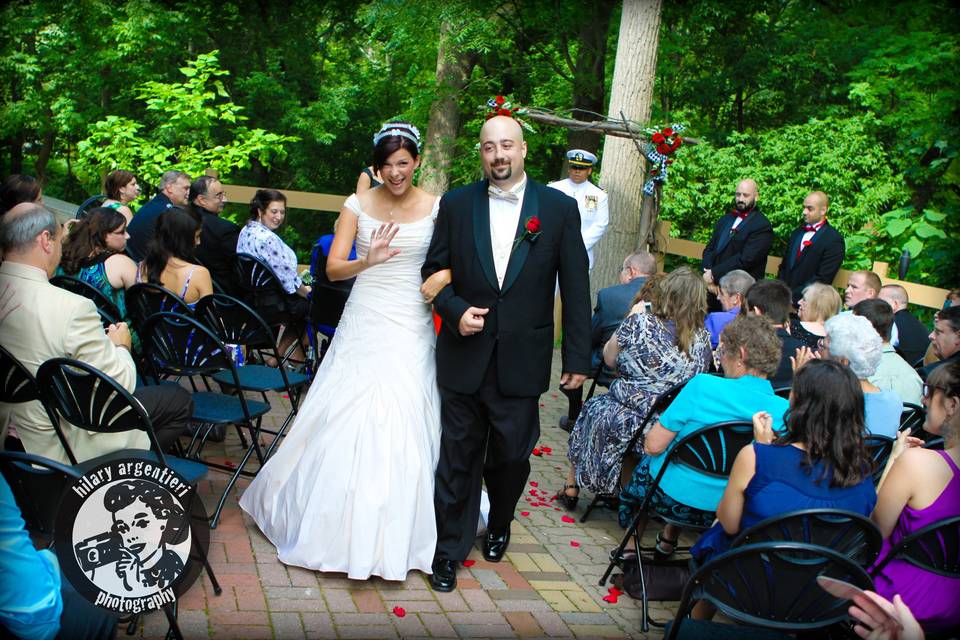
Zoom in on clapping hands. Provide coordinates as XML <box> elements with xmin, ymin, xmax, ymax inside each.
<box><xmin>366</xmin><ymin>222</ymin><xmax>401</xmax><ymax>267</ymax></box>
<box><xmin>790</xmin><ymin>345</ymin><xmax>820</xmax><ymax>372</ymax></box>
<box><xmin>752</xmin><ymin>411</ymin><xmax>775</xmax><ymax>444</ymax></box>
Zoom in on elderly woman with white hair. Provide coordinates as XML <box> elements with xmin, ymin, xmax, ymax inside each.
<box><xmin>799</xmin><ymin>313</ymin><xmax>903</xmax><ymax>437</ymax></box>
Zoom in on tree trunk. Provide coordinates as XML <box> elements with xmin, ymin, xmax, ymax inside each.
<box><xmin>592</xmin><ymin>0</ymin><xmax>662</xmax><ymax>296</ymax></box>
<box><xmin>567</xmin><ymin>0</ymin><xmax>617</xmax><ymax>156</ymax></box>
<box><xmin>419</xmin><ymin>21</ymin><xmax>476</xmax><ymax>195</ymax></box>
<box><xmin>34</xmin><ymin>130</ymin><xmax>55</xmax><ymax>185</ymax></box>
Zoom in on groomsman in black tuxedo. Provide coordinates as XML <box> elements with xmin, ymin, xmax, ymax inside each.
<box><xmin>777</xmin><ymin>191</ymin><xmax>845</xmax><ymax>303</ymax></box>
<box><xmin>701</xmin><ymin>179</ymin><xmax>773</xmax><ymax>288</ymax></box>
<box><xmin>422</xmin><ymin>115</ymin><xmax>591</xmax><ymax>592</ymax></box>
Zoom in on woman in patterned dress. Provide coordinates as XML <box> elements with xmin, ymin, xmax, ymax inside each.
<box><xmin>560</xmin><ymin>267</ymin><xmax>712</xmax><ymax>506</ymax></box>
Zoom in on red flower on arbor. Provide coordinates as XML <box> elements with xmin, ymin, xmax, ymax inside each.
<box><xmin>652</xmin><ymin>132</ymin><xmax>666</xmax><ymax>143</ymax></box>
<box><xmin>494</xmin><ymin>95</ymin><xmax>505</xmax><ymax>105</ymax></box>
<box><xmin>663</xmin><ymin>127</ymin><xmax>674</xmax><ymax>137</ymax></box>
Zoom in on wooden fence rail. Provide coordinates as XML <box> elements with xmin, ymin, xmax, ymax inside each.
<box><xmin>222</xmin><ymin>183</ymin><xmax>950</xmax><ymax>311</ymax></box>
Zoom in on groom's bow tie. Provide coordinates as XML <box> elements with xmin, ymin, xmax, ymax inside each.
<box><xmin>488</xmin><ymin>185</ymin><xmax>520</xmax><ymax>204</ymax></box>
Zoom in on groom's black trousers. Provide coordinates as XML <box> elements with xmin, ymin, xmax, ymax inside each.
<box><xmin>434</xmin><ymin>357</ymin><xmax>540</xmax><ymax>561</ymax></box>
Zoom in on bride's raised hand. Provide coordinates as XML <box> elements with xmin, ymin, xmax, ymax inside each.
<box><xmin>365</xmin><ymin>222</ymin><xmax>402</xmax><ymax>266</ymax></box>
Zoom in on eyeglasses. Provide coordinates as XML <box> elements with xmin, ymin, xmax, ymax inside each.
<box><xmin>204</xmin><ymin>191</ymin><xmax>227</xmax><ymax>201</ymax></box>
<box><xmin>923</xmin><ymin>383</ymin><xmax>943</xmax><ymax>399</ymax></box>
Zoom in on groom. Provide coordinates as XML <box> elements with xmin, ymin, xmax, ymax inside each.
<box><xmin>423</xmin><ymin>115</ymin><xmax>592</xmax><ymax>592</ymax></box>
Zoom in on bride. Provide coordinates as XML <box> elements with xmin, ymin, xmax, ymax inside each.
<box><xmin>240</xmin><ymin>122</ymin><xmax>452</xmax><ymax>580</ymax></box>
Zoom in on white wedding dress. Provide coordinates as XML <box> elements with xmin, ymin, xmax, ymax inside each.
<box><xmin>239</xmin><ymin>194</ymin><xmax>442</xmax><ymax>580</ymax></box>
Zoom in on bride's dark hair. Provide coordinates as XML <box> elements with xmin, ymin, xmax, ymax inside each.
<box><xmin>372</xmin><ymin>121</ymin><xmax>420</xmax><ymax>172</ymax></box>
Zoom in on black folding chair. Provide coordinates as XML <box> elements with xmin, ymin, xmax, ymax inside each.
<box><xmin>49</xmin><ymin>274</ymin><xmax>122</xmax><ymax>327</ymax></box>
<box><xmin>601</xmin><ymin>420</ymin><xmax>754</xmax><ymax>631</ymax></box>
<box><xmin>34</xmin><ymin>357</ymin><xmax>222</xmax><ymax>640</ymax></box>
<box><xmin>772</xmin><ymin>385</ymin><xmax>791</xmax><ymax>400</ymax></box>
<box><xmin>870</xmin><ymin>515</ymin><xmax>960</xmax><ymax>580</ymax></box>
<box><xmin>730</xmin><ymin>508</ymin><xmax>883</xmax><ymax>567</ymax></box>
<box><xmin>864</xmin><ymin>435</ymin><xmax>895</xmax><ymax>485</ymax></box>
<box><xmin>0</xmin><ymin>450</ymin><xmax>81</xmax><ymax>546</ymax></box>
<box><xmin>237</xmin><ymin>253</ymin><xmax>314</xmax><ymax>371</ymax></box>
<box><xmin>665</xmin><ymin>542</ymin><xmax>875</xmax><ymax>640</ymax></box>
<box><xmin>900</xmin><ymin>402</ymin><xmax>926</xmax><ymax>435</ymax></box>
<box><xmin>126</xmin><ymin>283</ymin><xmax>193</xmax><ymax>330</ymax></box>
<box><xmin>195</xmin><ymin>294</ymin><xmax>310</xmax><ymax>459</ymax></box>
<box><xmin>579</xmin><ymin>379</ymin><xmax>689</xmax><ymax>523</ymax></box>
<box><xmin>139</xmin><ymin>312</ymin><xmax>271</xmax><ymax>527</ymax></box>
<box><xmin>0</xmin><ymin>344</ymin><xmax>40</xmax><ymax>452</ymax></box>
<box><xmin>75</xmin><ymin>194</ymin><xmax>106</xmax><ymax>219</ymax></box>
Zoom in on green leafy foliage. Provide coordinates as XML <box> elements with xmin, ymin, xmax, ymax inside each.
<box><xmin>75</xmin><ymin>52</ymin><xmax>297</xmax><ymax>199</ymax></box>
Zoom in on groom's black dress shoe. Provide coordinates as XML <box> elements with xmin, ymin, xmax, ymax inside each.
<box><xmin>483</xmin><ymin>528</ymin><xmax>511</xmax><ymax>562</ymax></box>
<box><xmin>429</xmin><ymin>558</ymin><xmax>457</xmax><ymax>592</ymax></box>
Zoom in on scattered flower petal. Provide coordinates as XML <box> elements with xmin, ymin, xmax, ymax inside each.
<box><xmin>570</xmin><ymin>540</ymin><xmax>581</xmax><ymax>548</ymax></box>
<box><xmin>550</xmin><ymin>393</ymin><xmax>558</xmax><ymax>398</ymax></box>
<box><xmin>541</xmin><ymin>446</ymin><xmax>553</xmax><ymax>454</ymax></box>
<box><xmin>462</xmin><ymin>560</ymin><xmax>476</xmax><ymax>567</ymax></box>
<box><xmin>539</xmin><ymin>403</ymin><xmax>545</xmax><ymax>407</ymax></box>
<box><xmin>561</xmin><ymin>515</ymin><xmax>576</xmax><ymax>524</ymax></box>
<box><xmin>392</xmin><ymin>606</ymin><xmax>406</xmax><ymax>617</ymax></box>
<box><xmin>529</xmin><ymin>481</ymin><xmax>539</xmax><ymax>487</ymax></box>
<box><xmin>529</xmin><ymin>489</ymin><xmax>537</xmax><ymax>495</ymax></box>
<box><xmin>602</xmin><ymin>594</ymin><xmax>619</xmax><ymax>604</ymax></box>
<box><xmin>608</xmin><ymin>587</ymin><xmax>624</xmax><ymax>597</ymax></box>
<box><xmin>520</xmin><ymin>511</ymin><xmax>530</xmax><ymax>517</ymax></box>
<box><xmin>531</xmin><ymin>448</ymin><xmax>542</xmax><ymax>456</ymax></box>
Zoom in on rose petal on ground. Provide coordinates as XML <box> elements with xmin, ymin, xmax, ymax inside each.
<box><xmin>529</xmin><ymin>481</ymin><xmax>539</xmax><ymax>487</ymax></box>
<box><xmin>462</xmin><ymin>560</ymin><xmax>476</xmax><ymax>567</ymax></box>
<box><xmin>561</xmin><ymin>515</ymin><xmax>576</xmax><ymax>523</ymax></box>
<box><xmin>602</xmin><ymin>594</ymin><xmax>619</xmax><ymax>604</ymax></box>
<box><xmin>550</xmin><ymin>393</ymin><xmax>558</xmax><ymax>398</ymax></box>
<box><xmin>570</xmin><ymin>540</ymin><xmax>581</xmax><ymax>548</ymax></box>
<box><xmin>539</xmin><ymin>403</ymin><xmax>545</xmax><ymax>407</ymax></box>
<box><xmin>520</xmin><ymin>511</ymin><xmax>530</xmax><ymax>517</ymax></box>
<box><xmin>609</xmin><ymin>587</ymin><xmax>624</xmax><ymax>597</ymax></box>
<box><xmin>531</xmin><ymin>448</ymin><xmax>542</xmax><ymax>456</ymax></box>
<box><xmin>392</xmin><ymin>606</ymin><xmax>406</xmax><ymax>617</ymax></box>
<box><xmin>541</xmin><ymin>446</ymin><xmax>552</xmax><ymax>453</ymax></box>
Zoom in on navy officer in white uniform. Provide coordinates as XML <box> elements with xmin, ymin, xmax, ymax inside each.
<box><xmin>548</xmin><ymin>150</ymin><xmax>609</xmax><ymax>271</ymax></box>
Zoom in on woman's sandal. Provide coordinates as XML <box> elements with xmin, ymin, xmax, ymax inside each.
<box><xmin>653</xmin><ymin>530</ymin><xmax>678</xmax><ymax>561</ymax></box>
<box><xmin>554</xmin><ymin>483</ymin><xmax>580</xmax><ymax>510</ymax></box>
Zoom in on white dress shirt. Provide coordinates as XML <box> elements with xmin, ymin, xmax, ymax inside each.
<box><xmin>489</xmin><ymin>175</ymin><xmax>527</xmax><ymax>288</ymax></box>
<box><xmin>547</xmin><ymin>177</ymin><xmax>609</xmax><ymax>269</ymax></box>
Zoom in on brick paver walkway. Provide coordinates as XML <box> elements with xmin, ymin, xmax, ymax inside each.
<box><xmin>136</xmin><ymin>349</ymin><xmax>682</xmax><ymax>639</ymax></box>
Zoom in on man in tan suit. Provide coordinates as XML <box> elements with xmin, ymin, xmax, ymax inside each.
<box><xmin>0</xmin><ymin>204</ymin><xmax>192</xmax><ymax>464</ymax></box>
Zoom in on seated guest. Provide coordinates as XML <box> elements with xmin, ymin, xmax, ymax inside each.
<box><xmin>854</xmin><ymin>299</ymin><xmax>923</xmax><ymax>406</ymax></box>
<box><xmin>817</xmin><ymin>313</ymin><xmax>903</xmax><ymax>437</ymax></box>
<box><xmin>190</xmin><ymin>176</ymin><xmax>241</xmax><ymax>296</ymax></box>
<box><xmin>355</xmin><ymin>165</ymin><xmax>382</xmax><ymax>194</ymax></box>
<box><xmin>789</xmin><ymin>281</ymin><xmax>841</xmax><ymax>349</ymax></box>
<box><xmin>126</xmin><ymin>170</ymin><xmax>191</xmax><ymax>261</ymax></box>
<box><xmin>0</xmin><ymin>205</ymin><xmax>192</xmax><ymax>464</ymax></box>
<box><xmin>100</xmin><ymin>169</ymin><xmax>141</xmax><ymax>224</ymax></box>
<box><xmin>559</xmin><ymin>250</ymin><xmax>656</xmax><ymax>430</ymax></box>
<box><xmin>871</xmin><ymin>359</ymin><xmax>960</xmax><ymax>633</ymax></box>
<box><xmin>1</xmin><ymin>174</ymin><xmax>43</xmax><ymax>213</ymax></box>
<box><xmin>919</xmin><ymin>306</ymin><xmax>960</xmax><ymax>380</ymax></box>
<box><xmin>137</xmin><ymin>208</ymin><xmax>213</xmax><ymax>309</ymax></box>
<box><xmin>627</xmin><ymin>272</ymin><xmax>665</xmax><ymax>316</ymax></box>
<box><xmin>1</xmin><ymin>474</ymin><xmax>119</xmax><ymax>640</ymax></box>
<box><xmin>58</xmin><ymin>207</ymin><xmax>138</xmax><ymax>323</ymax></box>
<box><xmin>879</xmin><ymin>284</ymin><xmax>930</xmax><ymax>366</ymax></box>
<box><xmin>689</xmin><ymin>358</ymin><xmax>876</xmax><ymax>572</ymax></box>
<box><xmin>705</xmin><ymin>269</ymin><xmax>754</xmax><ymax>349</ymax></box>
<box><xmin>562</xmin><ymin>267</ymin><xmax>712</xmax><ymax>508</ymax></box>
<box><xmin>744</xmin><ymin>278</ymin><xmax>805</xmax><ymax>388</ymax></box>
<box><xmin>237</xmin><ymin>189</ymin><xmax>311</xmax><ymax>360</ymax></box>
<box><xmin>620</xmin><ymin>315</ymin><xmax>789</xmax><ymax>553</ymax></box>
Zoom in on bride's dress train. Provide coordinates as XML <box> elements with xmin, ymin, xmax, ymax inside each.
<box><xmin>240</xmin><ymin>195</ymin><xmax>441</xmax><ymax>580</ymax></box>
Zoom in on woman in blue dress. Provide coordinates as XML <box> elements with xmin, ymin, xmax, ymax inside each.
<box><xmin>59</xmin><ymin>207</ymin><xmax>138</xmax><ymax>321</ymax></box>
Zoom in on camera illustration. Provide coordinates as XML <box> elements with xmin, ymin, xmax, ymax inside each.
<box><xmin>75</xmin><ymin>531</ymin><xmax>124</xmax><ymax>572</ymax></box>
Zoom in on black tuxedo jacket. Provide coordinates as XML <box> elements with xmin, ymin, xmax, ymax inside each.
<box><xmin>777</xmin><ymin>222</ymin><xmax>845</xmax><ymax>302</ymax></box>
<box><xmin>423</xmin><ymin>178</ymin><xmax>592</xmax><ymax>397</ymax></box>
<box><xmin>195</xmin><ymin>209</ymin><xmax>242</xmax><ymax>296</ymax></box>
<box><xmin>701</xmin><ymin>209</ymin><xmax>773</xmax><ymax>281</ymax></box>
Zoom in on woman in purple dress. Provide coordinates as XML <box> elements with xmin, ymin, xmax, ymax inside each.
<box><xmin>871</xmin><ymin>358</ymin><xmax>960</xmax><ymax>633</ymax></box>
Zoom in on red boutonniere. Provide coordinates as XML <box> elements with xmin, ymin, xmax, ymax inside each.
<box><xmin>513</xmin><ymin>215</ymin><xmax>542</xmax><ymax>251</ymax></box>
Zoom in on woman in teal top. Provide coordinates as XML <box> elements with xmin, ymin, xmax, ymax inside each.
<box><xmin>620</xmin><ymin>315</ymin><xmax>789</xmax><ymax>556</ymax></box>
<box><xmin>59</xmin><ymin>207</ymin><xmax>138</xmax><ymax>323</ymax></box>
